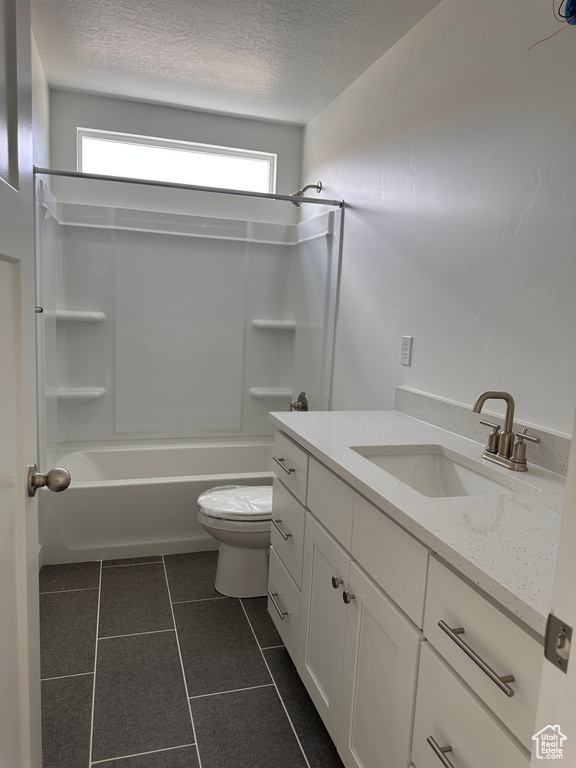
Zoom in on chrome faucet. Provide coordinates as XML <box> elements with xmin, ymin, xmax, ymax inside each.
<box><xmin>473</xmin><ymin>391</ymin><xmax>539</xmax><ymax>471</ymax></box>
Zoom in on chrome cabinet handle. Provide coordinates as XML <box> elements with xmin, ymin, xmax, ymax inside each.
<box><xmin>427</xmin><ymin>736</ymin><xmax>456</xmax><ymax>768</ymax></box>
<box><xmin>331</xmin><ymin>576</ymin><xmax>344</xmax><ymax>589</ymax></box>
<box><xmin>271</xmin><ymin>517</ymin><xmax>292</xmax><ymax>540</ymax></box>
<box><xmin>267</xmin><ymin>589</ymin><xmax>288</xmax><ymax>620</ymax></box>
<box><xmin>272</xmin><ymin>456</ymin><xmax>295</xmax><ymax>475</ymax></box>
<box><xmin>343</xmin><ymin>590</ymin><xmax>355</xmax><ymax>604</ymax></box>
<box><xmin>438</xmin><ymin>620</ymin><xmax>515</xmax><ymax>697</ymax></box>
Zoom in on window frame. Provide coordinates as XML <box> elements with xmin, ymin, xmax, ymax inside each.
<box><xmin>76</xmin><ymin>127</ymin><xmax>278</xmax><ymax>194</ymax></box>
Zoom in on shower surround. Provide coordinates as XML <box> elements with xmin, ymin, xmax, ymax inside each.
<box><xmin>36</xmin><ymin>177</ymin><xmax>342</xmax><ymax>562</ymax></box>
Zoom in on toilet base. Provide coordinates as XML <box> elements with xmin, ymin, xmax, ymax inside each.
<box><xmin>215</xmin><ymin>543</ymin><xmax>270</xmax><ymax>598</ymax></box>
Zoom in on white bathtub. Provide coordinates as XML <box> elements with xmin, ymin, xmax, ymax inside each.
<box><xmin>39</xmin><ymin>441</ymin><xmax>274</xmax><ymax>564</ymax></box>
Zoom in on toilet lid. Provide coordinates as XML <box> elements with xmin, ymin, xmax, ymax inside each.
<box><xmin>197</xmin><ymin>485</ymin><xmax>273</xmax><ymax>521</ymax></box>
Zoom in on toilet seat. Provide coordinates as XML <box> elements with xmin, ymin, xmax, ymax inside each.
<box><xmin>197</xmin><ymin>485</ymin><xmax>273</xmax><ymax>522</ymax></box>
<box><xmin>197</xmin><ymin>509</ymin><xmax>271</xmax><ymax>534</ymax></box>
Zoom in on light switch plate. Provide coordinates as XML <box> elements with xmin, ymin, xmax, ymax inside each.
<box><xmin>401</xmin><ymin>336</ymin><xmax>413</xmax><ymax>366</ymax></box>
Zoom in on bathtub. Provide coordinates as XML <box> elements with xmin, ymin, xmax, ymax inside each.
<box><xmin>39</xmin><ymin>441</ymin><xmax>274</xmax><ymax>564</ymax></box>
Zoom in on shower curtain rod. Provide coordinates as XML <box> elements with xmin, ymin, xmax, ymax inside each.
<box><xmin>33</xmin><ymin>167</ymin><xmax>345</xmax><ymax>208</ymax></box>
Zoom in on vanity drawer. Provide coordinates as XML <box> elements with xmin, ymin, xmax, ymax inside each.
<box><xmin>268</xmin><ymin>547</ymin><xmax>301</xmax><ymax>661</ymax></box>
<box><xmin>307</xmin><ymin>458</ymin><xmax>354</xmax><ymax>550</ymax></box>
<box><xmin>351</xmin><ymin>494</ymin><xmax>428</xmax><ymax>628</ymax></box>
<box><xmin>273</xmin><ymin>431</ymin><xmax>309</xmax><ymax>504</ymax></box>
<box><xmin>271</xmin><ymin>478</ymin><xmax>306</xmax><ymax>588</ymax></box>
<box><xmin>423</xmin><ymin>556</ymin><xmax>542</xmax><ymax>749</ymax></box>
<box><xmin>412</xmin><ymin>643</ymin><xmax>529</xmax><ymax>768</ymax></box>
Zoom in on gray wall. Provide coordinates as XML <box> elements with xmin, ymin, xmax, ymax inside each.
<box><xmin>302</xmin><ymin>0</ymin><xmax>576</xmax><ymax>435</ymax></box>
<box><xmin>49</xmin><ymin>89</ymin><xmax>303</xmax><ymax>224</ymax></box>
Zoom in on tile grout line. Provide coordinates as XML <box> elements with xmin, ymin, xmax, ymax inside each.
<box><xmin>172</xmin><ymin>595</ymin><xmax>228</xmax><ymax>605</ymax></box>
<box><xmin>40</xmin><ymin>587</ymin><xmax>100</xmax><ymax>594</ymax></box>
<box><xmin>101</xmin><ymin>561</ymin><xmax>163</xmax><ymax>568</ymax></box>
<box><xmin>41</xmin><ymin>671</ymin><xmax>94</xmax><ymax>682</ymax></box>
<box><xmin>188</xmin><ymin>683</ymin><xmax>275</xmax><ymax>700</ymax></box>
<box><xmin>239</xmin><ymin>598</ymin><xmax>312</xmax><ymax>768</ymax></box>
<box><xmin>162</xmin><ymin>554</ymin><xmax>204</xmax><ymax>768</ymax></box>
<box><xmin>88</xmin><ymin>560</ymin><xmax>103</xmax><ymax>768</ymax></box>
<box><xmin>98</xmin><ymin>628</ymin><xmax>175</xmax><ymax>641</ymax></box>
<box><xmin>91</xmin><ymin>742</ymin><xmax>197</xmax><ymax>765</ymax></box>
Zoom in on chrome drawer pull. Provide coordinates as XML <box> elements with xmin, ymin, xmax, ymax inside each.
<box><xmin>331</xmin><ymin>576</ymin><xmax>344</xmax><ymax>589</ymax></box>
<box><xmin>427</xmin><ymin>736</ymin><xmax>456</xmax><ymax>768</ymax></box>
<box><xmin>272</xmin><ymin>456</ymin><xmax>295</xmax><ymax>475</ymax></box>
<box><xmin>267</xmin><ymin>589</ymin><xmax>288</xmax><ymax>620</ymax></box>
<box><xmin>271</xmin><ymin>517</ymin><xmax>292</xmax><ymax>540</ymax></box>
<box><xmin>438</xmin><ymin>620</ymin><xmax>515</xmax><ymax>697</ymax></box>
<box><xmin>343</xmin><ymin>590</ymin><xmax>355</xmax><ymax>604</ymax></box>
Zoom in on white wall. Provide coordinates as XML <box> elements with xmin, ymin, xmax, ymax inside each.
<box><xmin>48</xmin><ymin>90</ymin><xmax>303</xmax><ymax>224</ymax></box>
<box><xmin>302</xmin><ymin>0</ymin><xmax>576</xmax><ymax>435</ymax></box>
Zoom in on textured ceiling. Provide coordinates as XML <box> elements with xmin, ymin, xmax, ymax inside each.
<box><xmin>31</xmin><ymin>0</ymin><xmax>442</xmax><ymax>124</ymax></box>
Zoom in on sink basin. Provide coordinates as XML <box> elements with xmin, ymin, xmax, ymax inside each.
<box><xmin>351</xmin><ymin>444</ymin><xmax>517</xmax><ymax>498</ymax></box>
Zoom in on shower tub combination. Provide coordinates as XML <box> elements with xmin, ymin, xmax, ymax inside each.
<box><xmin>39</xmin><ymin>441</ymin><xmax>274</xmax><ymax>564</ymax></box>
<box><xmin>35</xmin><ymin>171</ymin><xmax>342</xmax><ymax>567</ymax></box>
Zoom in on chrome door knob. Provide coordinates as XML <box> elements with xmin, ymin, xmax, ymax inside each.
<box><xmin>27</xmin><ymin>464</ymin><xmax>71</xmax><ymax>497</ymax></box>
<box><xmin>331</xmin><ymin>576</ymin><xmax>344</xmax><ymax>589</ymax></box>
<box><xmin>342</xmin><ymin>591</ymin><xmax>356</xmax><ymax>604</ymax></box>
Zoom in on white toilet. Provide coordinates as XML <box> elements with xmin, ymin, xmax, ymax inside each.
<box><xmin>197</xmin><ymin>485</ymin><xmax>273</xmax><ymax>598</ymax></box>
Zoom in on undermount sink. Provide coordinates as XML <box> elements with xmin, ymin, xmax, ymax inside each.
<box><xmin>351</xmin><ymin>444</ymin><xmax>518</xmax><ymax>498</ymax></box>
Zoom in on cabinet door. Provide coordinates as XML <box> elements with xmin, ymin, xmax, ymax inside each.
<box><xmin>270</xmin><ymin>478</ymin><xmax>306</xmax><ymax>587</ymax></box>
<box><xmin>273</xmin><ymin>431</ymin><xmax>309</xmax><ymax>504</ymax></box>
<box><xmin>338</xmin><ymin>563</ymin><xmax>422</xmax><ymax>768</ymax></box>
<box><xmin>424</xmin><ymin>556</ymin><xmax>541</xmax><ymax>750</ymax></box>
<box><xmin>412</xmin><ymin>644</ymin><xmax>529</xmax><ymax>768</ymax></box>
<box><xmin>268</xmin><ymin>547</ymin><xmax>301</xmax><ymax>661</ymax></box>
<box><xmin>308</xmin><ymin>458</ymin><xmax>354</xmax><ymax>550</ymax></box>
<box><xmin>297</xmin><ymin>513</ymin><xmax>351</xmax><ymax>740</ymax></box>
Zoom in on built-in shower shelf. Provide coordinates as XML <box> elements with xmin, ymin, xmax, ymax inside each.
<box><xmin>56</xmin><ymin>387</ymin><xmax>106</xmax><ymax>402</ymax></box>
<box><xmin>55</xmin><ymin>310</ymin><xmax>106</xmax><ymax>323</ymax></box>
<box><xmin>249</xmin><ymin>387</ymin><xmax>293</xmax><ymax>400</ymax></box>
<box><xmin>251</xmin><ymin>319</ymin><xmax>296</xmax><ymax>332</ymax></box>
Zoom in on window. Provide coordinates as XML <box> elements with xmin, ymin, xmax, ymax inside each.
<box><xmin>77</xmin><ymin>129</ymin><xmax>277</xmax><ymax>193</ymax></box>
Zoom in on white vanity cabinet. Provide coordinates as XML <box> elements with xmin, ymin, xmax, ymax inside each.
<box><xmin>268</xmin><ymin>425</ymin><xmax>542</xmax><ymax>768</ymax></box>
<box><xmin>338</xmin><ymin>562</ymin><xmax>422</xmax><ymax>768</ymax></box>
<box><xmin>297</xmin><ymin>512</ymin><xmax>352</xmax><ymax>739</ymax></box>
<box><xmin>412</xmin><ymin>644</ymin><xmax>529</xmax><ymax>768</ymax></box>
<box><xmin>271</xmin><ymin>430</ymin><xmax>309</xmax><ymax>503</ymax></box>
<box><xmin>268</xmin><ymin>548</ymin><xmax>301</xmax><ymax>658</ymax></box>
<box><xmin>297</xmin><ymin>455</ymin><xmax>426</xmax><ymax>767</ymax></box>
<box><xmin>270</xmin><ymin>478</ymin><xmax>306</xmax><ymax>588</ymax></box>
<box><xmin>267</xmin><ymin>432</ymin><xmax>309</xmax><ymax>660</ymax></box>
<box><xmin>421</xmin><ymin>556</ymin><xmax>541</xmax><ymax>754</ymax></box>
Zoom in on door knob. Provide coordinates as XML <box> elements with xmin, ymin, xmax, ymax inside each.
<box><xmin>27</xmin><ymin>464</ymin><xmax>71</xmax><ymax>497</ymax></box>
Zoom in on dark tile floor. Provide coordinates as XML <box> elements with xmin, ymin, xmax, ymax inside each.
<box><xmin>40</xmin><ymin>551</ymin><xmax>344</xmax><ymax>768</ymax></box>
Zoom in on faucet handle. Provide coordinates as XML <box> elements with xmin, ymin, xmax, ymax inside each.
<box><xmin>514</xmin><ymin>427</ymin><xmax>540</xmax><ymax>445</ymax></box>
<box><xmin>480</xmin><ymin>420</ymin><xmax>501</xmax><ymax>454</ymax></box>
<box><xmin>510</xmin><ymin>428</ymin><xmax>540</xmax><ymax>469</ymax></box>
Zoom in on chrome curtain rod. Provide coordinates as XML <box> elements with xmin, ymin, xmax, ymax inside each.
<box><xmin>33</xmin><ymin>167</ymin><xmax>345</xmax><ymax>208</ymax></box>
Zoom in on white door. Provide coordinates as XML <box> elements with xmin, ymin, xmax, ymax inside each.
<box><xmin>0</xmin><ymin>0</ymin><xmax>42</xmax><ymax>766</ymax></box>
<box><xmin>531</xmin><ymin>408</ymin><xmax>576</xmax><ymax>765</ymax></box>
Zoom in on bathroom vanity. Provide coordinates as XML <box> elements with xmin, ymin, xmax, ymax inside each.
<box><xmin>266</xmin><ymin>410</ymin><xmax>565</xmax><ymax>768</ymax></box>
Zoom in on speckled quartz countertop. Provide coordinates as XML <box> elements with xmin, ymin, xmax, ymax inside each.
<box><xmin>270</xmin><ymin>410</ymin><xmax>566</xmax><ymax>638</ymax></box>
